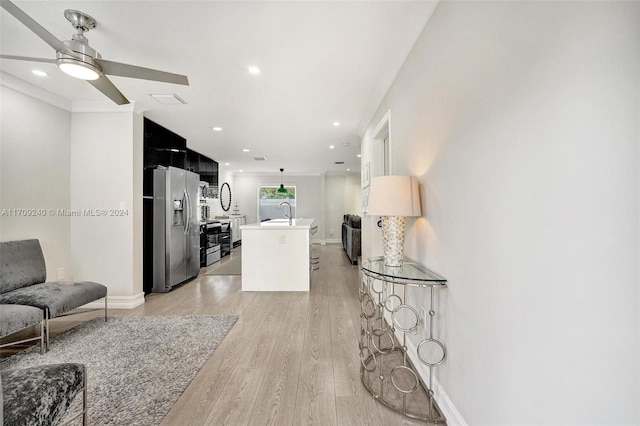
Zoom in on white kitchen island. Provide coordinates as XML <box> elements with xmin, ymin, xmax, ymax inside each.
<box><xmin>240</xmin><ymin>218</ymin><xmax>316</xmax><ymax>291</ymax></box>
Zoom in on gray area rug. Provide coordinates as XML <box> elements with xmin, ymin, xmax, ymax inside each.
<box><xmin>0</xmin><ymin>315</ymin><xmax>238</xmax><ymax>425</ymax></box>
<box><xmin>205</xmin><ymin>255</ymin><xmax>242</xmax><ymax>275</ymax></box>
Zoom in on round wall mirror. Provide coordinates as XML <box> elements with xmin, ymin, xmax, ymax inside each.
<box><xmin>220</xmin><ymin>182</ymin><xmax>232</xmax><ymax>211</ymax></box>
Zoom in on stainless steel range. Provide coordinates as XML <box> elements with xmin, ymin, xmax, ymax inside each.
<box><xmin>205</xmin><ymin>222</ymin><xmax>221</xmax><ymax>266</ymax></box>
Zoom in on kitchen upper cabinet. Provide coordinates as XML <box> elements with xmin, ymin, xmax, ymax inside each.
<box><xmin>202</xmin><ymin>156</ymin><xmax>218</xmax><ymax>188</ymax></box>
<box><xmin>186</xmin><ymin>148</ymin><xmax>200</xmax><ymax>174</ymax></box>
<box><xmin>144</xmin><ymin>118</ymin><xmax>186</xmax><ymax>169</ymax></box>
<box><xmin>199</xmin><ymin>154</ymin><xmax>218</xmax><ymax>188</ymax></box>
<box><xmin>144</xmin><ymin>118</ymin><xmax>218</xmax><ymax>195</ymax></box>
<box><xmin>185</xmin><ymin>148</ymin><xmax>218</xmax><ymax>188</ymax></box>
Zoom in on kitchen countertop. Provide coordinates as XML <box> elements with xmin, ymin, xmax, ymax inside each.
<box><xmin>240</xmin><ymin>218</ymin><xmax>316</xmax><ymax>230</ymax></box>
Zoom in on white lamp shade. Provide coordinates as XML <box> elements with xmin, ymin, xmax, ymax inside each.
<box><xmin>368</xmin><ymin>175</ymin><xmax>422</xmax><ymax>217</ymax></box>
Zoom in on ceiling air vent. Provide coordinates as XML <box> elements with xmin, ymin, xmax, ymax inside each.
<box><xmin>335</xmin><ymin>161</ymin><xmax>344</xmax><ymax>165</ymax></box>
<box><xmin>253</xmin><ymin>157</ymin><xmax>266</xmax><ymax>161</ymax></box>
<box><xmin>149</xmin><ymin>94</ymin><xmax>186</xmax><ymax>105</ymax></box>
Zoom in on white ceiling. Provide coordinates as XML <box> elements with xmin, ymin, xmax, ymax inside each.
<box><xmin>1</xmin><ymin>1</ymin><xmax>436</xmax><ymax>175</ymax></box>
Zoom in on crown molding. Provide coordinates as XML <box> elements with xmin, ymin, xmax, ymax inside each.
<box><xmin>71</xmin><ymin>100</ymin><xmax>147</xmax><ymax>114</ymax></box>
<box><xmin>0</xmin><ymin>71</ymin><xmax>71</xmax><ymax>111</ymax></box>
<box><xmin>0</xmin><ymin>71</ymin><xmax>148</xmax><ymax>115</ymax></box>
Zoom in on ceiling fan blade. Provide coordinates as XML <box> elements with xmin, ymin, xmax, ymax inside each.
<box><xmin>96</xmin><ymin>59</ymin><xmax>189</xmax><ymax>86</ymax></box>
<box><xmin>0</xmin><ymin>54</ymin><xmax>55</xmax><ymax>63</ymax></box>
<box><xmin>0</xmin><ymin>0</ymin><xmax>76</xmax><ymax>57</ymax></box>
<box><xmin>87</xmin><ymin>76</ymin><xmax>129</xmax><ymax>105</ymax></box>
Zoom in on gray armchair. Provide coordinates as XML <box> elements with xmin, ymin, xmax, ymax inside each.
<box><xmin>0</xmin><ymin>239</ymin><xmax>107</xmax><ymax>351</ymax></box>
<box><xmin>1</xmin><ymin>363</ymin><xmax>87</xmax><ymax>425</ymax></box>
<box><xmin>0</xmin><ymin>304</ymin><xmax>44</xmax><ymax>354</ymax></box>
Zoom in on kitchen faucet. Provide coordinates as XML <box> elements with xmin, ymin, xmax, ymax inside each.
<box><xmin>278</xmin><ymin>201</ymin><xmax>292</xmax><ymax>225</ymax></box>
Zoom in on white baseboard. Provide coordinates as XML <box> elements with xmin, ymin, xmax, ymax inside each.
<box><xmin>325</xmin><ymin>238</ymin><xmax>341</xmax><ymax>244</ymax></box>
<box><xmin>404</xmin><ymin>337</ymin><xmax>467</xmax><ymax>425</ymax></box>
<box><xmin>80</xmin><ymin>292</ymin><xmax>146</xmax><ymax>310</ymax></box>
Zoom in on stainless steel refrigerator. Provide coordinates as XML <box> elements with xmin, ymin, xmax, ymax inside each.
<box><xmin>152</xmin><ymin>166</ymin><xmax>200</xmax><ymax>292</ymax></box>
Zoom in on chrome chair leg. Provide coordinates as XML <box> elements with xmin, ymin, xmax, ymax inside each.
<box><xmin>83</xmin><ymin>365</ymin><xmax>88</xmax><ymax>425</ymax></box>
<box><xmin>44</xmin><ymin>308</ymin><xmax>50</xmax><ymax>352</ymax></box>
<box><xmin>39</xmin><ymin>317</ymin><xmax>44</xmax><ymax>355</ymax></box>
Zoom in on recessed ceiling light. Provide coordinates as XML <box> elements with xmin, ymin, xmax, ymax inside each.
<box><xmin>248</xmin><ymin>66</ymin><xmax>260</xmax><ymax>75</ymax></box>
<box><xmin>239</xmin><ymin>170</ymin><xmax>243</xmax><ymax>172</ymax></box>
<box><xmin>224</xmin><ymin>163</ymin><xmax>230</xmax><ymax>166</ymax></box>
<box><xmin>357</xmin><ymin>154</ymin><xmax>362</xmax><ymax>158</ymax></box>
<box><xmin>212</xmin><ymin>127</ymin><xmax>223</xmax><ymax>132</ymax></box>
<box><xmin>347</xmin><ymin>168</ymin><xmax>351</xmax><ymax>171</ymax></box>
<box><xmin>333</xmin><ymin>121</ymin><xmax>340</xmax><ymax>127</ymax></box>
<box><xmin>32</xmin><ymin>69</ymin><xmax>49</xmax><ymax>77</ymax></box>
<box><xmin>242</xmin><ymin>148</ymin><xmax>250</xmax><ymax>152</ymax></box>
<box><xmin>329</xmin><ymin>145</ymin><xmax>335</xmax><ymax>149</ymax></box>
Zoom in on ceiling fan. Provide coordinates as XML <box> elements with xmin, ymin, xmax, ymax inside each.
<box><xmin>0</xmin><ymin>0</ymin><xmax>189</xmax><ymax>105</ymax></box>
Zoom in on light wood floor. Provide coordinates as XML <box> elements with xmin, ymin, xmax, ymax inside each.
<box><xmin>2</xmin><ymin>244</ymin><xmax>429</xmax><ymax>426</ymax></box>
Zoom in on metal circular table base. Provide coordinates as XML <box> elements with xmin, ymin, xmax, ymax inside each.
<box><xmin>370</xmin><ymin>279</ymin><xmax>385</xmax><ymax>294</ymax></box>
<box><xmin>360</xmin><ymin>346</ymin><xmax>377</xmax><ymax>372</ymax></box>
<box><xmin>390</xmin><ymin>365</ymin><xmax>419</xmax><ymax>394</ymax></box>
<box><xmin>417</xmin><ymin>338</ymin><xmax>447</xmax><ymax>367</ymax></box>
<box><xmin>360</xmin><ymin>293</ymin><xmax>376</xmax><ymax>318</ymax></box>
<box><xmin>360</xmin><ymin>257</ymin><xmax>447</xmax><ymax>424</ymax></box>
<box><xmin>384</xmin><ymin>294</ymin><xmax>402</xmax><ymax>313</ymax></box>
<box><xmin>371</xmin><ymin>328</ymin><xmax>395</xmax><ymax>355</ymax></box>
<box><xmin>391</xmin><ymin>304</ymin><xmax>420</xmax><ymax>333</ymax></box>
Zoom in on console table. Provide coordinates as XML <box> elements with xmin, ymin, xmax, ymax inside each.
<box><xmin>359</xmin><ymin>256</ymin><xmax>447</xmax><ymax>423</ymax></box>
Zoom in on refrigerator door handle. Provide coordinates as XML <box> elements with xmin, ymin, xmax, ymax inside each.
<box><xmin>183</xmin><ymin>189</ymin><xmax>189</xmax><ymax>235</ymax></box>
<box><xmin>186</xmin><ymin>189</ymin><xmax>192</xmax><ymax>234</ymax></box>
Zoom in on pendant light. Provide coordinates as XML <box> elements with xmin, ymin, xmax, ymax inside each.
<box><xmin>277</xmin><ymin>168</ymin><xmax>288</xmax><ymax>194</ymax></box>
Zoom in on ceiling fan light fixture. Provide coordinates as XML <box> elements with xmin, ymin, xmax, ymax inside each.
<box><xmin>56</xmin><ymin>37</ymin><xmax>102</xmax><ymax>80</ymax></box>
<box><xmin>2</xmin><ymin>1</ymin><xmax>189</xmax><ymax>106</ymax></box>
<box><xmin>57</xmin><ymin>60</ymin><xmax>100</xmax><ymax>80</ymax></box>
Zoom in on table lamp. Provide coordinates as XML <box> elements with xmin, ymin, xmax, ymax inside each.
<box><xmin>367</xmin><ymin>175</ymin><xmax>422</xmax><ymax>267</ymax></box>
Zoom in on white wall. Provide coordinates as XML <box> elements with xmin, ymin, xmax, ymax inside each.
<box><xmin>234</xmin><ymin>173</ymin><xmax>323</xmax><ymax>240</ymax></box>
<box><xmin>345</xmin><ymin>172</ymin><xmax>362</xmax><ymax>215</ymax></box>
<box><xmin>132</xmin><ymin>112</ymin><xmax>144</xmax><ymax>303</ymax></box>
<box><xmin>70</xmin><ymin>110</ymin><xmax>144</xmax><ymax>306</ymax></box>
<box><xmin>0</xmin><ymin>86</ymin><xmax>72</xmax><ymax>280</ymax></box>
<box><xmin>361</xmin><ymin>1</ymin><xmax>639</xmax><ymax>424</ymax></box>
<box><xmin>0</xmin><ymin>85</ymin><xmax>144</xmax><ymax>308</ymax></box>
<box><xmin>233</xmin><ymin>172</ymin><xmax>361</xmax><ymax>244</ymax></box>
<box><xmin>325</xmin><ymin>174</ymin><xmax>346</xmax><ymax>243</ymax></box>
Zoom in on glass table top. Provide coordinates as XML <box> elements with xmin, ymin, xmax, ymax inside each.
<box><xmin>361</xmin><ymin>256</ymin><xmax>447</xmax><ymax>285</ymax></box>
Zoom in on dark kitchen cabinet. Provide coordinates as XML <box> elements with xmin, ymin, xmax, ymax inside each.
<box><xmin>143</xmin><ymin>118</ymin><xmax>188</xmax><ymax>196</ymax></box>
<box><xmin>185</xmin><ymin>148</ymin><xmax>218</xmax><ymax>188</ymax></box>
<box><xmin>143</xmin><ymin>118</ymin><xmax>219</xmax><ymax>194</ymax></box>
<box><xmin>186</xmin><ymin>148</ymin><xmax>199</xmax><ymax>174</ymax></box>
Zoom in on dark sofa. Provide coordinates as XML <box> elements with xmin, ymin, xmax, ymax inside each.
<box><xmin>0</xmin><ymin>239</ymin><xmax>107</xmax><ymax>351</ymax></box>
<box><xmin>342</xmin><ymin>214</ymin><xmax>361</xmax><ymax>265</ymax></box>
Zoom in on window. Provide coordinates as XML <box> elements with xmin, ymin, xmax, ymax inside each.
<box><xmin>258</xmin><ymin>186</ymin><xmax>296</xmax><ymax>222</ymax></box>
